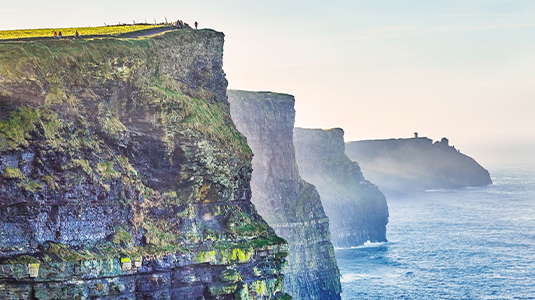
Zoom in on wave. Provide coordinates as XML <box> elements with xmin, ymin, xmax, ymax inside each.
<box><xmin>424</xmin><ymin>188</ymin><xmax>453</xmax><ymax>193</ymax></box>
<box><xmin>340</xmin><ymin>273</ymin><xmax>382</xmax><ymax>283</ymax></box>
<box><xmin>335</xmin><ymin>240</ymin><xmax>387</xmax><ymax>250</ymax></box>
<box><xmin>425</xmin><ymin>186</ymin><xmax>488</xmax><ymax>193</ymax></box>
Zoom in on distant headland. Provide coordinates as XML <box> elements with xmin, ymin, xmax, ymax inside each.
<box><xmin>345</xmin><ymin>133</ymin><xmax>493</xmax><ymax>195</ymax></box>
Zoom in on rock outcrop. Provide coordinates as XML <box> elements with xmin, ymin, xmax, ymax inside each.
<box><xmin>293</xmin><ymin>128</ymin><xmax>389</xmax><ymax>248</ymax></box>
<box><xmin>0</xmin><ymin>29</ymin><xmax>289</xmax><ymax>299</ymax></box>
<box><xmin>228</xmin><ymin>91</ymin><xmax>342</xmax><ymax>300</ymax></box>
<box><xmin>345</xmin><ymin>137</ymin><xmax>493</xmax><ymax>195</ymax></box>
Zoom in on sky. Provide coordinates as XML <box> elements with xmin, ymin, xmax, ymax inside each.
<box><xmin>1</xmin><ymin>0</ymin><xmax>534</xmax><ymax>166</ymax></box>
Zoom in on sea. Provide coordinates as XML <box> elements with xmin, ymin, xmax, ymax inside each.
<box><xmin>336</xmin><ymin>165</ymin><xmax>535</xmax><ymax>299</ymax></box>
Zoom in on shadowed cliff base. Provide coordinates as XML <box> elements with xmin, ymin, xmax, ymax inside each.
<box><xmin>293</xmin><ymin>128</ymin><xmax>389</xmax><ymax>248</ymax></box>
<box><xmin>229</xmin><ymin>90</ymin><xmax>342</xmax><ymax>300</ymax></box>
<box><xmin>345</xmin><ymin>137</ymin><xmax>493</xmax><ymax>196</ymax></box>
<box><xmin>0</xmin><ymin>29</ymin><xmax>289</xmax><ymax>299</ymax></box>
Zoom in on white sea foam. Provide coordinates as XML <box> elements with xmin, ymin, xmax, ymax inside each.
<box><xmin>424</xmin><ymin>188</ymin><xmax>453</xmax><ymax>193</ymax></box>
<box><xmin>335</xmin><ymin>240</ymin><xmax>386</xmax><ymax>250</ymax></box>
<box><xmin>340</xmin><ymin>273</ymin><xmax>382</xmax><ymax>283</ymax></box>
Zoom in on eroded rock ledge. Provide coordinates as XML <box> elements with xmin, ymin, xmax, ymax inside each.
<box><xmin>293</xmin><ymin>128</ymin><xmax>389</xmax><ymax>248</ymax></box>
<box><xmin>0</xmin><ymin>29</ymin><xmax>288</xmax><ymax>299</ymax></box>
<box><xmin>229</xmin><ymin>91</ymin><xmax>342</xmax><ymax>300</ymax></box>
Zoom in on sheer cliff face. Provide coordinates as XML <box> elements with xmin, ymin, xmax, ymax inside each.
<box><xmin>228</xmin><ymin>91</ymin><xmax>342</xmax><ymax>300</ymax></box>
<box><xmin>345</xmin><ymin>138</ymin><xmax>493</xmax><ymax>195</ymax></box>
<box><xmin>0</xmin><ymin>30</ymin><xmax>288</xmax><ymax>299</ymax></box>
<box><xmin>293</xmin><ymin>128</ymin><xmax>389</xmax><ymax>248</ymax></box>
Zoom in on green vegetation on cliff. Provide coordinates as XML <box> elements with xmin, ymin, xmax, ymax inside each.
<box><xmin>0</xmin><ymin>29</ymin><xmax>250</xmax><ymax>155</ymax></box>
<box><xmin>0</xmin><ymin>24</ymin><xmax>165</xmax><ymax>40</ymax></box>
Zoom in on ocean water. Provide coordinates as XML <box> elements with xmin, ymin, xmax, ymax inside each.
<box><xmin>336</xmin><ymin>165</ymin><xmax>535</xmax><ymax>299</ymax></box>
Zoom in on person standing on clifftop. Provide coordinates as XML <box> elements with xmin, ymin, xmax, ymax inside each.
<box><xmin>195</xmin><ymin>21</ymin><xmax>198</xmax><ymax>29</ymax></box>
<box><xmin>75</xmin><ymin>31</ymin><xmax>79</xmax><ymax>39</ymax></box>
<box><xmin>58</xmin><ymin>31</ymin><xmax>62</xmax><ymax>39</ymax></box>
<box><xmin>53</xmin><ymin>31</ymin><xmax>57</xmax><ymax>39</ymax></box>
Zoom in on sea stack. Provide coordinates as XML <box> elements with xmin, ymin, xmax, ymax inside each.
<box><xmin>229</xmin><ymin>91</ymin><xmax>342</xmax><ymax>300</ymax></box>
<box><xmin>293</xmin><ymin>128</ymin><xmax>389</xmax><ymax>248</ymax></box>
<box><xmin>345</xmin><ymin>136</ymin><xmax>493</xmax><ymax>195</ymax></box>
<box><xmin>0</xmin><ymin>29</ymin><xmax>288</xmax><ymax>299</ymax></box>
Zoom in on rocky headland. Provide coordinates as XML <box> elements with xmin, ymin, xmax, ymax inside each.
<box><xmin>0</xmin><ymin>29</ymin><xmax>289</xmax><ymax>299</ymax></box>
<box><xmin>293</xmin><ymin>128</ymin><xmax>389</xmax><ymax>248</ymax></box>
<box><xmin>228</xmin><ymin>91</ymin><xmax>342</xmax><ymax>300</ymax></box>
<box><xmin>345</xmin><ymin>136</ymin><xmax>493</xmax><ymax>195</ymax></box>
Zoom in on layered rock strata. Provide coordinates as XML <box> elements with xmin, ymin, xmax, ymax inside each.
<box><xmin>293</xmin><ymin>128</ymin><xmax>389</xmax><ymax>248</ymax></box>
<box><xmin>228</xmin><ymin>91</ymin><xmax>342</xmax><ymax>300</ymax></box>
<box><xmin>0</xmin><ymin>29</ymin><xmax>288</xmax><ymax>299</ymax></box>
<box><xmin>345</xmin><ymin>137</ymin><xmax>493</xmax><ymax>195</ymax></box>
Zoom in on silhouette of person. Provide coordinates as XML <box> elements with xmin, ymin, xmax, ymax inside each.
<box><xmin>58</xmin><ymin>31</ymin><xmax>62</xmax><ymax>39</ymax></box>
<box><xmin>195</xmin><ymin>21</ymin><xmax>198</xmax><ymax>29</ymax></box>
<box><xmin>75</xmin><ymin>31</ymin><xmax>79</xmax><ymax>39</ymax></box>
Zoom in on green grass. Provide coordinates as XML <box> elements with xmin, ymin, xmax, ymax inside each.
<box><xmin>150</xmin><ymin>82</ymin><xmax>252</xmax><ymax>157</ymax></box>
<box><xmin>0</xmin><ymin>107</ymin><xmax>41</xmax><ymax>151</ymax></box>
<box><xmin>0</xmin><ymin>24</ymin><xmax>165</xmax><ymax>40</ymax></box>
<box><xmin>111</xmin><ymin>226</ymin><xmax>133</xmax><ymax>246</ymax></box>
<box><xmin>3</xmin><ymin>167</ymin><xmax>25</xmax><ymax>180</ymax></box>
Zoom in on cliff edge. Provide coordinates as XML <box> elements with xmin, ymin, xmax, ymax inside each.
<box><xmin>229</xmin><ymin>91</ymin><xmax>342</xmax><ymax>300</ymax></box>
<box><xmin>293</xmin><ymin>128</ymin><xmax>389</xmax><ymax>248</ymax></box>
<box><xmin>0</xmin><ymin>29</ymin><xmax>288</xmax><ymax>299</ymax></box>
<box><xmin>345</xmin><ymin>137</ymin><xmax>493</xmax><ymax>195</ymax></box>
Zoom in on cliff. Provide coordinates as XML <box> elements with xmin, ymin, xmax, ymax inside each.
<box><xmin>293</xmin><ymin>128</ymin><xmax>389</xmax><ymax>248</ymax></box>
<box><xmin>345</xmin><ymin>137</ymin><xmax>493</xmax><ymax>195</ymax></box>
<box><xmin>228</xmin><ymin>91</ymin><xmax>341</xmax><ymax>300</ymax></box>
<box><xmin>0</xmin><ymin>29</ymin><xmax>289</xmax><ymax>299</ymax></box>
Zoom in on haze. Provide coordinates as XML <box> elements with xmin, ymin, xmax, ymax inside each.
<box><xmin>2</xmin><ymin>0</ymin><xmax>534</xmax><ymax>166</ymax></box>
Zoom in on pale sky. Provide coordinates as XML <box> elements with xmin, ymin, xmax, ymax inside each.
<box><xmin>1</xmin><ymin>0</ymin><xmax>534</xmax><ymax>166</ymax></box>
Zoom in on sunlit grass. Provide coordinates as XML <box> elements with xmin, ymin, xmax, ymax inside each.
<box><xmin>0</xmin><ymin>24</ymin><xmax>166</xmax><ymax>40</ymax></box>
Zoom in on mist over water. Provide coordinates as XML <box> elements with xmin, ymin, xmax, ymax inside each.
<box><xmin>336</xmin><ymin>165</ymin><xmax>535</xmax><ymax>299</ymax></box>
<box><xmin>463</xmin><ymin>140</ymin><xmax>535</xmax><ymax>168</ymax></box>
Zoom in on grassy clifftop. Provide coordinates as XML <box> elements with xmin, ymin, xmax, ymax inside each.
<box><xmin>0</xmin><ymin>24</ymin><xmax>166</xmax><ymax>40</ymax></box>
<box><xmin>0</xmin><ymin>28</ymin><xmax>249</xmax><ymax>156</ymax></box>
